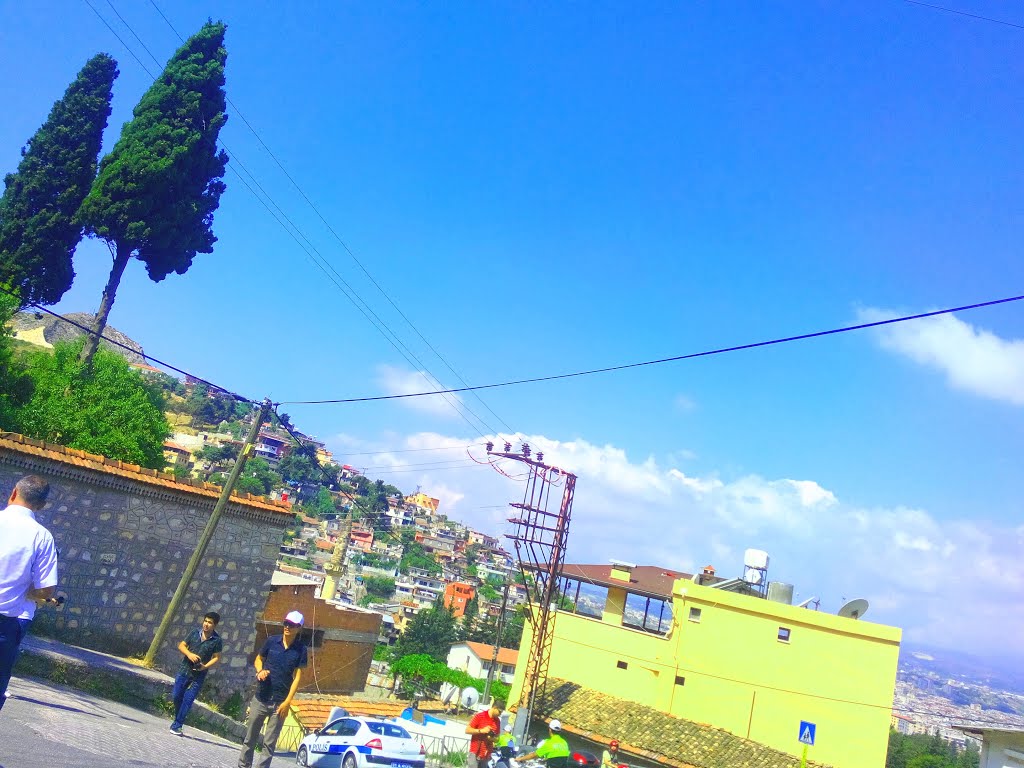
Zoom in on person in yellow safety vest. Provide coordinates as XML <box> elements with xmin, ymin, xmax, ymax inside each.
<box><xmin>496</xmin><ymin>725</ymin><xmax>517</xmax><ymax>758</ymax></box>
<box><xmin>519</xmin><ymin>719</ymin><xmax>570</xmax><ymax>768</ymax></box>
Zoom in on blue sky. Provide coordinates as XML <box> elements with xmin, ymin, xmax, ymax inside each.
<box><xmin>2</xmin><ymin>1</ymin><xmax>1023</xmax><ymax>659</ymax></box>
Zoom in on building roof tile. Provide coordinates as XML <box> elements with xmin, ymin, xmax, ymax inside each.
<box><xmin>540</xmin><ymin>680</ymin><xmax>823</xmax><ymax>768</ymax></box>
<box><xmin>290</xmin><ymin>696</ymin><xmax>446</xmax><ymax>731</ymax></box>
<box><xmin>557</xmin><ymin>564</ymin><xmax>694</xmax><ymax>600</ymax></box>
<box><xmin>460</xmin><ymin>641</ymin><xmax>519</xmax><ymax>666</ymax></box>
<box><xmin>0</xmin><ymin>431</ymin><xmax>293</xmax><ymax>517</ymax></box>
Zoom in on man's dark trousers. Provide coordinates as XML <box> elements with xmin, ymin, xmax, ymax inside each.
<box><xmin>0</xmin><ymin>615</ymin><xmax>32</xmax><ymax>713</ymax></box>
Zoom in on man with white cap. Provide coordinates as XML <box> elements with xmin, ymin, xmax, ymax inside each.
<box><xmin>237</xmin><ymin>610</ymin><xmax>308</xmax><ymax>768</ymax></box>
<box><xmin>519</xmin><ymin>719</ymin><xmax>570</xmax><ymax>768</ymax></box>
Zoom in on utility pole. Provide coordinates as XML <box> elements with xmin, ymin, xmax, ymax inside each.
<box><xmin>482</xmin><ymin>580</ymin><xmax>510</xmax><ymax>705</ymax></box>
<box><xmin>143</xmin><ymin>398</ymin><xmax>273</xmax><ymax>667</ymax></box>
<box><xmin>321</xmin><ymin>508</ymin><xmax>352</xmax><ymax>601</ymax></box>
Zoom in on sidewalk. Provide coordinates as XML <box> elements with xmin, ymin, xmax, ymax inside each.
<box><xmin>13</xmin><ymin>634</ymin><xmax>247</xmax><ymax>741</ymax></box>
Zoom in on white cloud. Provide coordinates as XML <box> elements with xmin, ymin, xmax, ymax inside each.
<box><xmin>673</xmin><ymin>394</ymin><xmax>697</xmax><ymax>412</ymax></box>
<box><xmin>327</xmin><ymin>429</ymin><xmax>1024</xmax><ymax>658</ymax></box>
<box><xmin>375</xmin><ymin>365</ymin><xmax>466</xmax><ymax>417</ymax></box>
<box><xmin>859</xmin><ymin>307</ymin><xmax>1024</xmax><ymax>405</ymax></box>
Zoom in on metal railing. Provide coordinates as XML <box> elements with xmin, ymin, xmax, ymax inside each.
<box><xmin>416</xmin><ymin>732</ymin><xmax>471</xmax><ymax>768</ymax></box>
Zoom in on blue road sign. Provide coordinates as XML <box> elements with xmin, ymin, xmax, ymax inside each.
<box><xmin>799</xmin><ymin>721</ymin><xmax>816</xmax><ymax>746</ymax></box>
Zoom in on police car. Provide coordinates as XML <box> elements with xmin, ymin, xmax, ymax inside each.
<box><xmin>297</xmin><ymin>716</ymin><xmax>426</xmax><ymax>768</ymax></box>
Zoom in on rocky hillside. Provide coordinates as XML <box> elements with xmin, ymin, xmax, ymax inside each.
<box><xmin>10</xmin><ymin>311</ymin><xmax>146</xmax><ymax>364</ymax></box>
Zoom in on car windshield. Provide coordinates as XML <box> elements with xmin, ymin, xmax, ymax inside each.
<box><xmin>365</xmin><ymin>721</ymin><xmax>411</xmax><ymax>738</ymax></box>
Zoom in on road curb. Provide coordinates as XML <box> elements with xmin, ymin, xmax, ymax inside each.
<box><xmin>13</xmin><ymin>639</ymin><xmax>247</xmax><ymax>741</ymax></box>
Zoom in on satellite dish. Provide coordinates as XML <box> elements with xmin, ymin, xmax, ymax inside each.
<box><xmin>439</xmin><ymin>682</ymin><xmax>459</xmax><ymax>704</ymax></box>
<box><xmin>461</xmin><ymin>687</ymin><xmax>481</xmax><ymax>709</ymax></box>
<box><xmin>837</xmin><ymin>598</ymin><xmax>869</xmax><ymax>620</ymax></box>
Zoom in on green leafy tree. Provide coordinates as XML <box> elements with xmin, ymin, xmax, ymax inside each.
<box><xmin>394</xmin><ymin>599</ymin><xmax>457</xmax><ymax>662</ymax></box>
<box><xmin>235</xmin><ymin>457</ymin><xmax>280</xmax><ymax>496</ymax></box>
<box><xmin>0</xmin><ymin>294</ymin><xmax>32</xmax><ymax>429</ymax></box>
<box><xmin>77</xmin><ymin>22</ymin><xmax>229</xmax><ymax>366</ymax></box>
<box><xmin>390</xmin><ymin>653</ymin><xmax>511</xmax><ymax>702</ymax></box>
<box><xmin>400</xmin><ymin>542</ymin><xmax>442</xmax><ymax>576</ymax></box>
<box><xmin>196</xmin><ymin>443</ymin><xmax>239</xmax><ymax>463</ymax></box>
<box><xmin>279</xmin><ymin>452</ymin><xmax>318</xmax><ymax>485</ymax></box>
<box><xmin>16</xmin><ymin>339</ymin><xmax>169</xmax><ymax>467</ymax></box>
<box><xmin>362</xmin><ymin>576</ymin><xmax>396</xmax><ymax>602</ymax></box>
<box><xmin>0</xmin><ymin>54</ymin><xmax>117</xmax><ymax>307</ymax></box>
<box><xmin>306</xmin><ymin>486</ymin><xmax>339</xmax><ymax>517</ymax></box>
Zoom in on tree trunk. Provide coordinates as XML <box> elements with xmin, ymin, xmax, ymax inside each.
<box><xmin>80</xmin><ymin>241</ymin><xmax>131</xmax><ymax>368</ymax></box>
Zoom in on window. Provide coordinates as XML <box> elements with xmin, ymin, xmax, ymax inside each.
<box><xmin>624</xmin><ymin>593</ymin><xmax>673</xmax><ymax>634</ymax></box>
<box><xmin>675</xmin><ymin>675</ymin><xmax>686</xmax><ymax>686</ymax></box>
<box><xmin>688</xmin><ymin>607</ymin><xmax>702</xmax><ymax>623</ymax></box>
<box><xmin>367</xmin><ymin>722</ymin><xmax>411</xmax><ymax>738</ymax></box>
<box><xmin>616</xmin><ymin>660</ymin><xmax>628</xmax><ymax>670</ymax></box>
<box><xmin>323</xmin><ymin>718</ymin><xmax>360</xmax><ymax>737</ymax></box>
<box><xmin>778</xmin><ymin>627</ymin><xmax>791</xmax><ymax>643</ymax></box>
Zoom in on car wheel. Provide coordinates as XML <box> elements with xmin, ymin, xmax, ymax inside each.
<box><xmin>297</xmin><ymin>745</ymin><xmax>309</xmax><ymax>766</ymax></box>
<box><xmin>343</xmin><ymin>752</ymin><xmax>358</xmax><ymax>768</ymax></box>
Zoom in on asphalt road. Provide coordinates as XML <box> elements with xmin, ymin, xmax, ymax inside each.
<box><xmin>0</xmin><ymin>677</ymin><xmax>293</xmax><ymax>768</ymax></box>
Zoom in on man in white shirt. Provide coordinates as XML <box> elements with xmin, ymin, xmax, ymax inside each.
<box><xmin>0</xmin><ymin>475</ymin><xmax>58</xmax><ymax>715</ymax></box>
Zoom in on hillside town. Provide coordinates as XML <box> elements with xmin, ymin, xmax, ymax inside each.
<box><xmin>2</xmin><ymin>5</ymin><xmax>1023</xmax><ymax>768</ymax></box>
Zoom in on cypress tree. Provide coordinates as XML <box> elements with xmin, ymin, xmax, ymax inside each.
<box><xmin>77</xmin><ymin>21</ymin><xmax>229</xmax><ymax>366</ymax></box>
<box><xmin>0</xmin><ymin>54</ymin><xmax>118</xmax><ymax>307</ymax></box>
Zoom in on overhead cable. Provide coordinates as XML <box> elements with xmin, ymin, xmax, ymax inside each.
<box><xmin>279</xmin><ymin>294</ymin><xmax>1024</xmax><ymax>404</ymax></box>
<box><xmin>0</xmin><ymin>285</ymin><xmax>253</xmax><ymax>402</ymax></box>
<box><xmin>143</xmin><ymin>0</ymin><xmax>515</xmax><ymax>439</ymax></box>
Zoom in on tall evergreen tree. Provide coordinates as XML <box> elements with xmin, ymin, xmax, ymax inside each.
<box><xmin>0</xmin><ymin>54</ymin><xmax>117</xmax><ymax>306</ymax></box>
<box><xmin>77</xmin><ymin>21</ymin><xmax>229</xmax><ymax>366</ymax></box>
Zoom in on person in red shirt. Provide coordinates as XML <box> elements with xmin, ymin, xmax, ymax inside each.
<box><xmin>465</xmin><ymin>699</ymin><xmax>505</xmax><ymax>768</ymax></box>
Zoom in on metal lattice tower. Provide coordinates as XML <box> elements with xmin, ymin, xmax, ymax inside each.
<box><xmin>487</xmin><ymin>443</ymin><xmax>576</xmax><ymax>721</ymax></box>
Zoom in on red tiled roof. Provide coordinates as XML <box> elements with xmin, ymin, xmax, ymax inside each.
<box><xmin>163</xmin><ymin>441</ymin><xmax>191</xmax><ymax>453</ymax></box>
<box><xmin>557</xmin><ymin>564</ymin><xmax>693</xmax><ymax>600</ymax></box>
<box><xmin>541</xmin><ymin>680</ymin><xmax>822</xmax><ymax>768</ymax></box>
<box><xmin>315</xmin><ymin>538</ymin><xmax>335</xmax><ymax>551</ymax></box>
<box><xmin>461</xmin><ymin>641</ymin><xmax>518</xmax><ymax>666</ymax></box>
<box><xmin>291</xmin><ymin>696</ymin><xmax>446</xmax><ymax>730</ymax></box>
<box><xmin>0</xmin><ymin>431</ymin><xmax>292</xmax><ymax>516</ymax></box>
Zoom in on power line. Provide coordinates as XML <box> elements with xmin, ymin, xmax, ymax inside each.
<box><xmin>143</xmin><ymin>0</ymin><xmax>516</xmax><ymax>439</ymax></box>
<box><xmin>902</xmin><ymin>0</ymin><xmax>1024</xmax><ymax>30</ymax></box>
<box><xmin>0</xmin><ymin>285</ymin><xmax>253</xmax><ymax>403</ymax></box>
<box><xmin>219</xmin><ymin>151</ymin><xmax>501</xmax><ymax>440</ymax></box>
<box><xmin>82</xmin><ymin>0</ymin><xmax>157</xmax><ymax>79</ymax></box>
<box><xmin>336</xmin><ymin>444</ymin><xmax>482</xmax><ymax>458</ymax></box>
<box><xmin>279</xmin><ymin>294</ymin><xmax>1024</xmax><ymax>404</ymax></box>
<box><xmin>87</xmin><ymin>0</ymin><xmax>500</xmax><ymax>439</ymax></box>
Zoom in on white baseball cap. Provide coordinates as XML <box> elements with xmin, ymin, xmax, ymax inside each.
<box><xmin>549</xmin><ymin>719</ymin><xmax>561</xmax><ymax>731</ymax></box>
<box><xmin>284</xmin><ymin>611</ymin><xmax>305</xmax><ymax>626</ymax></box>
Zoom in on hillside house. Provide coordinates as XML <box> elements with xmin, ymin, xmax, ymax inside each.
<box><xmin>508</xmin><ymin>561</ymin><xmax>901</xmax><ymax>768</ymax></box>
<box><xmin>447</xmin><ymin>641</ymin><xmax>519</xmax><ymax>684</ymax></box>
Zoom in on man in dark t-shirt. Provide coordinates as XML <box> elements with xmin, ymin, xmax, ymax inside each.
<box><xmin>237</xmin><ymin>610</ymin><xmax>308</xmax><ymax>768</ymax></box>
<box><xmin>170</xmin><ymin>611</ymin><xmax>223</xmax><ymax>735</ymax></box>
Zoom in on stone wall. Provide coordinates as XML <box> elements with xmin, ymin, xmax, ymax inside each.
<box><xmin>0</xmin><ymin>435</ymin><xmax>293</xmax><ymax>701</ymax></box>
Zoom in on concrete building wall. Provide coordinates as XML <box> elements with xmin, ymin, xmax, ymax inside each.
<box><xmin>256</xmin><ymin>582</ymin><xmax>382</xmax><ymax>694</ymax></box>
<box><xmin>0</xmin><ymin>435</ymin><xmax>293</xmax><ymax>701</ymax></box>
<box><xmin>510</xmin><ymin>579</ymin><xmax>901</xmax><ymax>768</ymax></box>
<box><xmin>977</xmin><ymin>730</ymin><xmax>1024</xmax><ymax>768</ymax></box>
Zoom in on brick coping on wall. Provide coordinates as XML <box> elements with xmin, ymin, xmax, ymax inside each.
<box><xmin>0</xmin><ymin>432</ymin><xmax>293</xmax><ymax>517</ymax></box>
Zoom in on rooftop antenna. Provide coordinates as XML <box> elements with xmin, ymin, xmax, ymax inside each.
<box><xmin>837</xmin><ymin>598</ymin><xmax>869</xmax><ymax>620</ymax></box>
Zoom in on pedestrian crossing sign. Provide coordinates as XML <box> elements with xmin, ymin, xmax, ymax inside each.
<box><xmin>799</xmin><ymin>721</ymin><xmax>816</xmax><ymax>746</ymax></box>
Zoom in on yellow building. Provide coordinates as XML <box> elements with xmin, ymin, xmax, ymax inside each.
<box><xmin>405</xmin><ymin>492</ymin><xmax>440</xmax><ymax>514</ymax></box>
<box><xmin>509</xmin><ymin>562</ymin><xmax>901</xmax><ymax>768</ymax></box>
